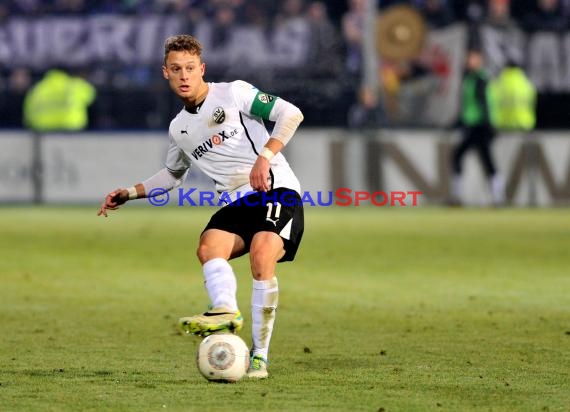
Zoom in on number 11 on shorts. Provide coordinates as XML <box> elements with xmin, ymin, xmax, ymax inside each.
<box><xmin>266</xmin><ymin>202</ymin><xmax>281</xmax><ymax>226</ymax></box>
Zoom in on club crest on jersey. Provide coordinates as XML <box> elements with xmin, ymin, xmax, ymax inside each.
<box><xmin>212</xmin><ymin>107</ymin><xmax>225</xmax><ymax>124</ymax></box>
<box><xmin>257</xmin><ymin>93</ymin><xmax>274</xmax><ymax>104</ymax></box>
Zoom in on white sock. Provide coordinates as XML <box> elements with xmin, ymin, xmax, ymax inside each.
<box><xmin>491</xmin><ymin>174</ymin><xmax>505</xmax><ymax>205</ymax></box>
<box><xmin>202</xmin><ymin>258</ymin><xmax>238</xmax><ymax>312</ymax></box>
<box><xmin>452</xmin><ymin>174</ymin><xmax>462</xmax><ymax>201</ymax></box>
<box><xmin>251</xmin><ymin>277</ymin><xmax>279</xmax><ymax>361</ymax></box>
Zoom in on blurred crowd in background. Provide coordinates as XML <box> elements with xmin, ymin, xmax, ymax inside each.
<box><xmin>0</xmin><ymin>0</ymin><xmax>569</xmax><ymax>130</ymax></box>
<box><xmin>2</xmin><ymin>0</ymin><xmax>569</xmax><ymax>29</ymax></box>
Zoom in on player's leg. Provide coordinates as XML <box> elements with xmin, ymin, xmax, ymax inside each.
<box><xmin>451</xmin><ymin>127</ymin><xmax>476</xmax><ymax>204</ymax></box>
<box><xmin>245</xmin><ymin>189</ymin><xmax>304</xmax><ymax>378</ymax></box>
<box><xmin>476</xmin><ymin>126</ymin><xmax>504</xmax><ymax>206</ymax></box>
<box><xmin>247</xmin><ymin>231</ymin><xmax>285</xmax><ymax>379</ymax></box>
<box><xmin>179</xmin><ymin>229</ymin><xmax>246</xmax><ymax>336</ymax></box>
<box><xmin>249</xmin><ymin>231</ymin><xmax>285</xmax><ymax>281</ymax></box>
<box><xmin>197</xmin><ymin>228</ymin><xmax>246</xmax><ymax>312</ymax></box>
<box><xmin>475</xmin><ymin>126</ymin><xmax>497</xmax><ymax>178</ymax></box>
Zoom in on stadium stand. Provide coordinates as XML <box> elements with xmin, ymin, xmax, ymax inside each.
<box><xmin>0</xmin><ymin>0</ymin><xmax>569</xmax><ymax>129</ymax></box>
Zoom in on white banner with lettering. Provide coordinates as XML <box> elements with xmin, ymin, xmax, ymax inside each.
<box><xmin>1</xmin><ymin>131</ymin><xmax>569</xmax><ymax>206</ymax></box>
<box><xmin>3</xmin><ymin>17</ymin><xmax>569</xmax><ymax>94</ymax></box>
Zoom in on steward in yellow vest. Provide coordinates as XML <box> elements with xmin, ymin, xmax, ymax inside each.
<box><xmin>24</xmin><ymin>69</ymin><xmax>96</xmax><ymax>131</ymax></box>
<box><xmin>488</xmin><ymin>62</ymin><xmax>536</xmax><ymax>130</ymax></box>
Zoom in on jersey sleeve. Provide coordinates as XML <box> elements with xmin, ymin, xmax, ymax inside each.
<box><xmin>165</xmin><ymin>131</ymin><xmax>191</xmax><ymax>172</ymax></box>
<box><xmin>231</xmin><ymin>80</ymin><xmax>279</xmax><ymax>121</ymax></box>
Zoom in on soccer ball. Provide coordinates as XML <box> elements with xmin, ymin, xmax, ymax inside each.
<box><xmin>196</xmin><ymin>333</ymin><xmax>250</xmax><ymax>382</ymax></box>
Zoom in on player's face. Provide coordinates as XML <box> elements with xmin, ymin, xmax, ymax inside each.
<box><xmin>162</xmin><ymin>51</ymin><xmax>206</xmax><ymax>102</ymax></box>
<box><xmin>466</xmin><ymin>51</ymin><xmax>483</xmax><ymax>71</ymax></box>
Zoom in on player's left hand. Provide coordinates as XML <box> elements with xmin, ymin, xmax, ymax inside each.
<box><xmin>250</xmin><ymin>156</ymin><xmax>271</xmax><ymax>192</ymax></box>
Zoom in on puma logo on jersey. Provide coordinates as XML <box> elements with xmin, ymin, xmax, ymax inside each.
<box><xmin>181</xmin><ymin>130</ymin><xmax>188</xmax><ymax>134</ymax></box>
<box><xmin>191</xmin><ymin>128</ymin><xmax>238</xmax><ymax>160</ymax></box>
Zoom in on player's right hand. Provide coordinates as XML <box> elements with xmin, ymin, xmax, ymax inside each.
<box><xmin>250</xmin><ymin>156</ymin><xmax>271</xmax><ymax>192</ymax></box>
<box><xmin>97</xmin><ymin>189</ymin><xmax>129</xmax><ymax>217</ymax></box>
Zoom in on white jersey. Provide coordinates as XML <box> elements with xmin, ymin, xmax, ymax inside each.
<box><xmin>165</xmin><ymin>80</ymin><xmax>301</xmax><ymax>203</ymax></box>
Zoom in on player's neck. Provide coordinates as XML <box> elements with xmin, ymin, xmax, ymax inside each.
<box><xmin>184</xmin><ymin>82</ymin><xmax>209</xmax><ymax>113</ymax></box>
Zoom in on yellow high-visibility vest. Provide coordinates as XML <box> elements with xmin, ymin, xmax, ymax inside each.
<box><xmin>24</xmin><ymin>69</ymin><xmax>96</xmax><ymax>131</ymax></box>
<box><xmin>488</xmin><ymin>67</ymin><xmax>536</xmax><ymax>130</ymax></box>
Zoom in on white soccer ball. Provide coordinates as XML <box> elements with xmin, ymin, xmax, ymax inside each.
<box><xmin>196</xmin><ymin>333</ymin><xmax>250</xmax><ymax>382</ymax></box>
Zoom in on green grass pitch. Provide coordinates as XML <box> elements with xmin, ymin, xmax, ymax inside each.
<box><xmin>0</xmin><ymin>206</ymin><xmax>569</xmax><ymax>411</ymax></box>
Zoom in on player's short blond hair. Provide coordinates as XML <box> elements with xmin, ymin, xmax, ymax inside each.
<box><xmin>163</xmin><ymin>35</ymin><xmax>203</xmax><ymax>64</ymax></box>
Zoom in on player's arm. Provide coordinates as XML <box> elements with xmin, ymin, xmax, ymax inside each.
<box><xmin>477</xmin><ymin>76</ymin><xmax>492</xmax><ymax>125</ymax></box>
<box><xmin>250</xmin><ymin>97</ymin><xmax>304</xmax><ymax>191</ymax></box>
<box><xmin>98</xmin><ymin>130</ymin><xmax>191</xmax><ymax>217</ymax></box>
<box><xmin>97</xmin><ymin>168</ymin><xmax>188</xmax><ymax>217</ymax></box>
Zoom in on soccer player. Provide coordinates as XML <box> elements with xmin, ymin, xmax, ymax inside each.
<box><xmin>97</xmin><ymin>34</ymin><xmax>304</xmax><ymax>379</ymax></box>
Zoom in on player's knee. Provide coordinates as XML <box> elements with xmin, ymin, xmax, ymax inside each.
<box><xmin>249</xmin><ymin>247</ymin><xmax>283</xmax><ymax>281</ymax></box>
<box><xmin>250</xmin><ymin>240</ymin><xmax>277</xmax><ymax>261</ymax></box>
<box><xmin>196</xmin><ymin>244</ymin><xmax>211</xmax><ymax>265</ymax></box>
<box><xmin>249</xmin><ymin>247</ymin><xmax>263</xmax><ymax>267</ymax></box>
